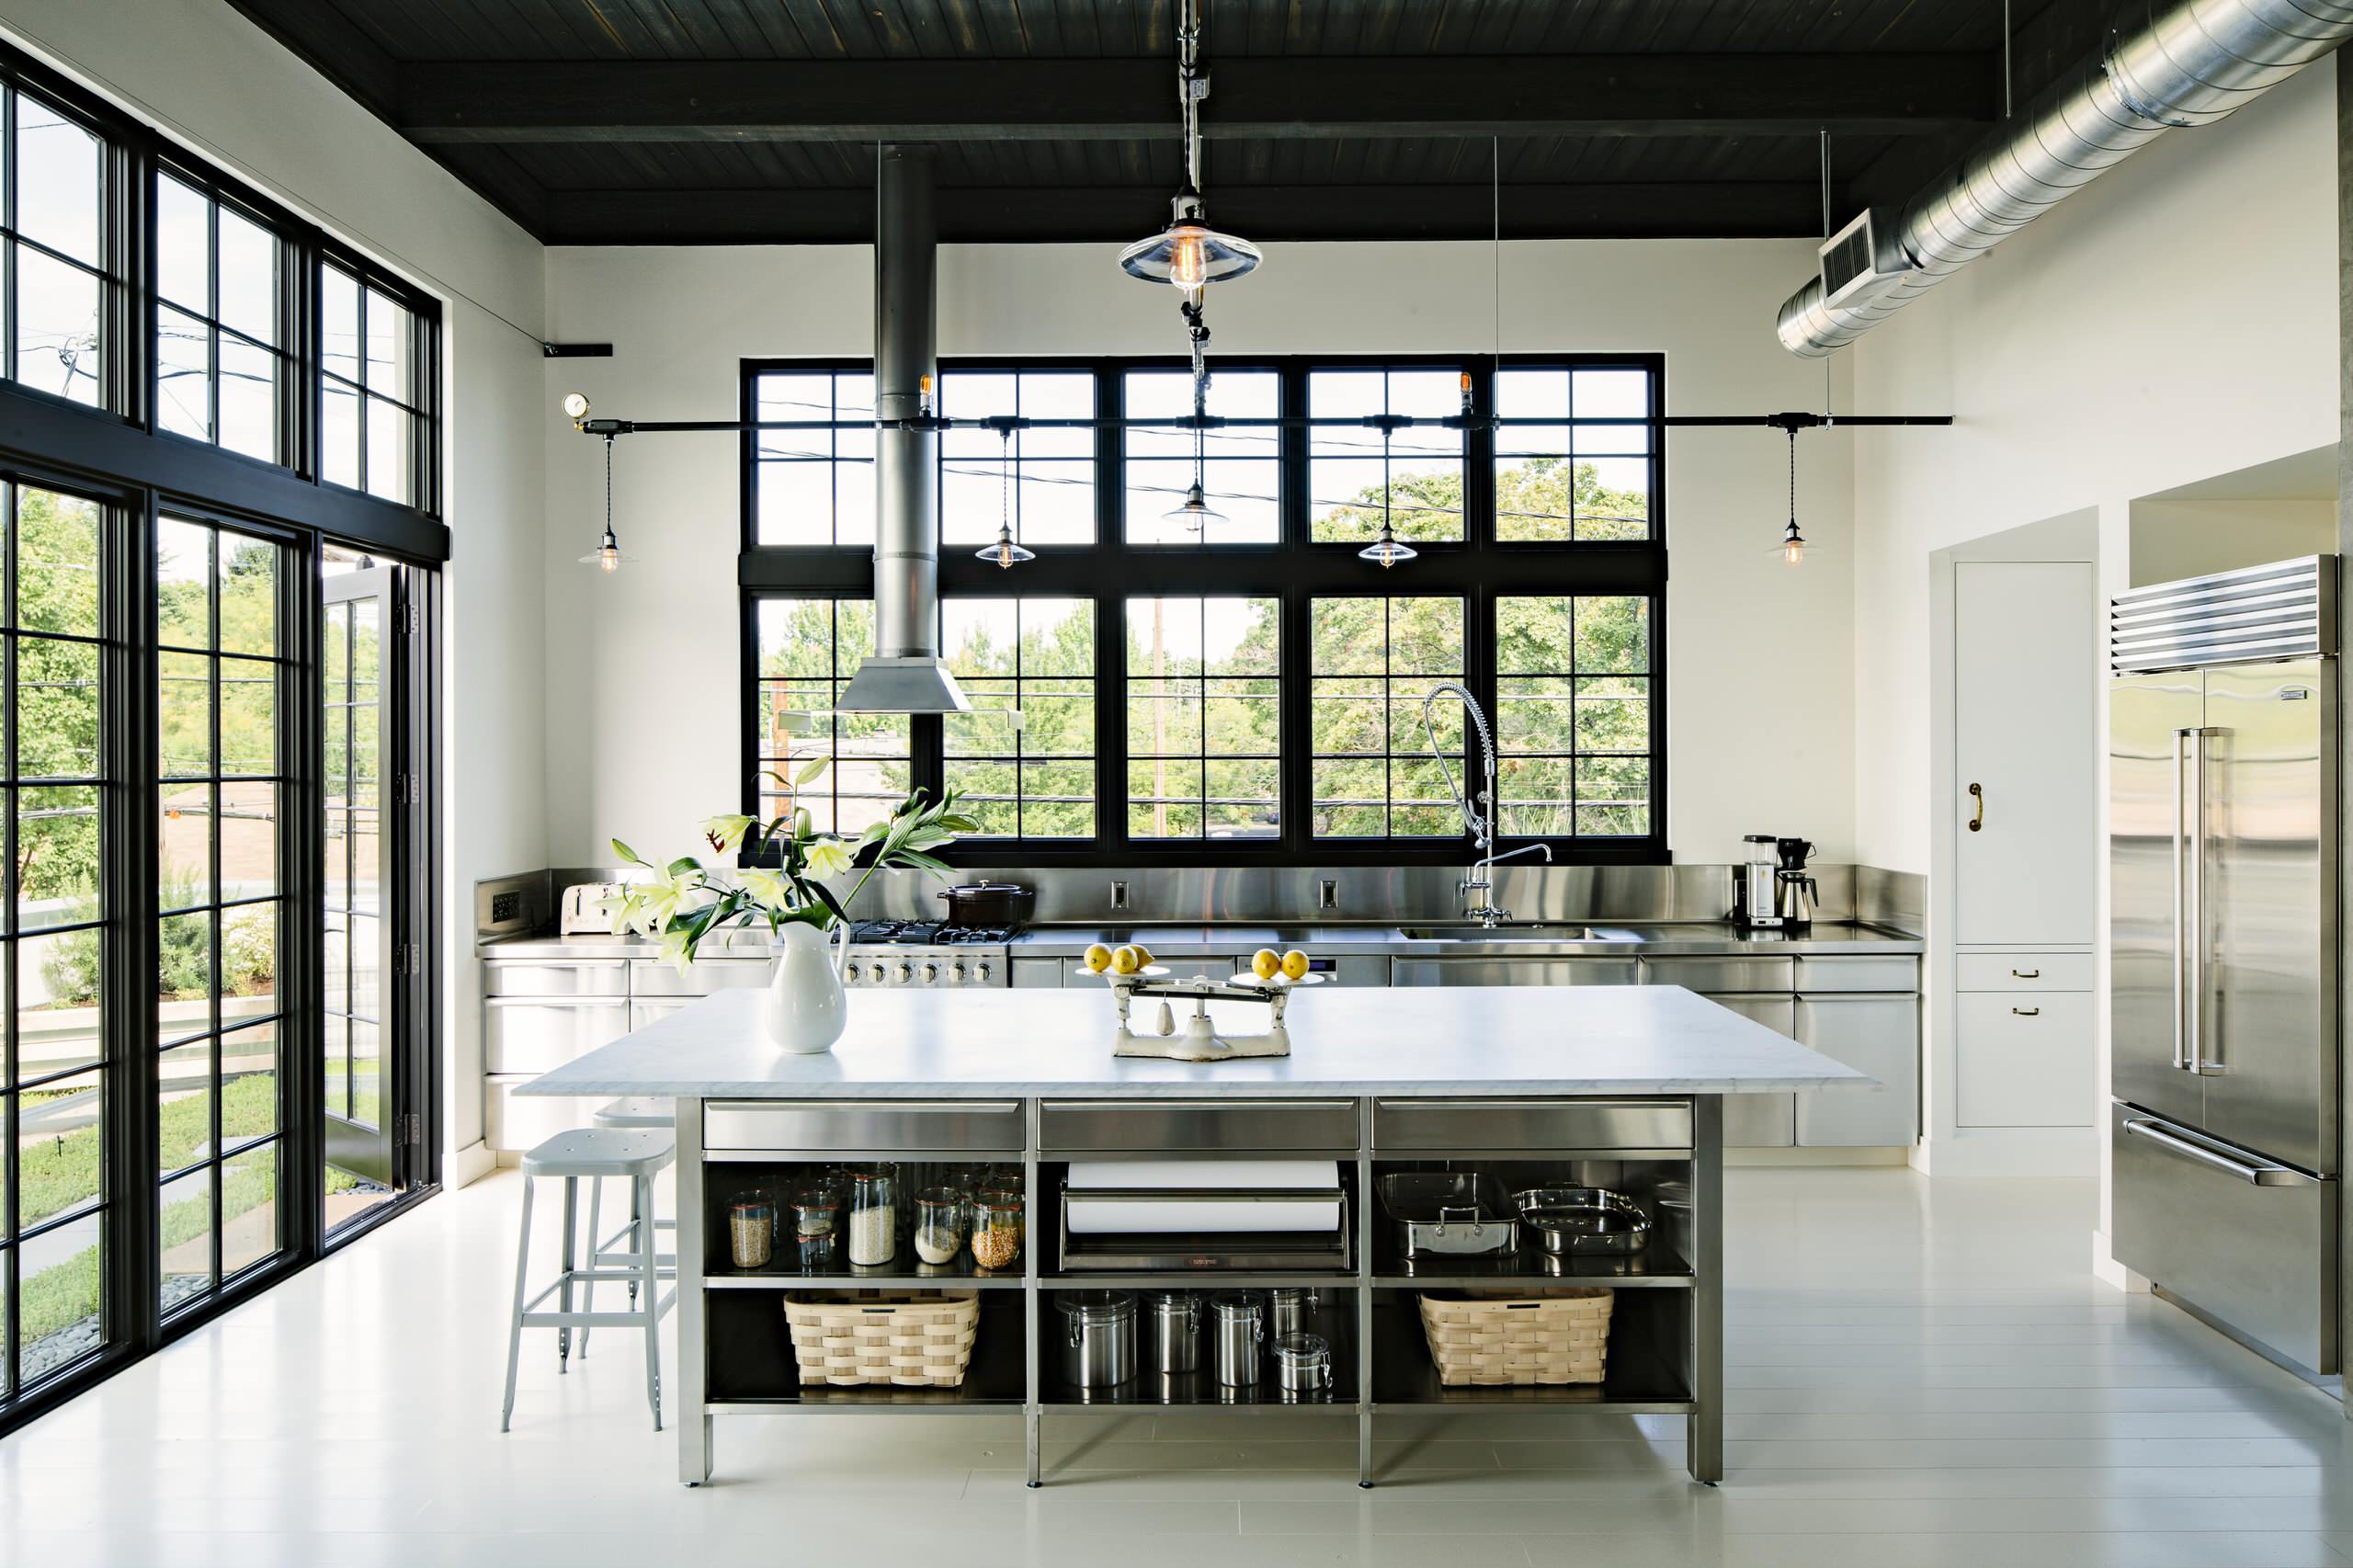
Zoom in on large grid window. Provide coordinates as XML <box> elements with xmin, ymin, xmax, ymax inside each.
<box><xmin>1495</xmin><ymin>595</ymin><xmax>1653</xmax><ymax>836</ymax></box>
<box><xmin>939</xmin><ymin>369</ymin><xmax>1095</xmax><ymax>549</ymax></box>
<box><xmin>754</xmin><ymin>598</ymin><xmax>909</xmax><ymax>835</ymax></box>
<box><xmin>1309</xmin><ymin>366</ymin><xmax>1465</xmax><ymax>544</ymax></box>
<box><xmin>321</xmin><ymin>568</ymin><xmax>381</xmax><ymax>1146</ymax></box>
<box><xmin>1310</xmin><ymin>597</ymin><xmax>1465</xmax><ymax>837</ymax></box>
<box><xmin>2</xmin><ymin>85</ymin><xmax>108</xmax><ymax>407</ymax></box>
<box><xmin>754</xmin><ymin>369</ymin><xmax>875</xmax><ymax>545</ymax></box>
<box><xmin>153</xmin><ymin>173</ymin><xmax>288</xmax><ymax>464</ymax></box>
<box><xmin>155</xmin><ymin>517</ymin><xmax>286</xmax><ymax>1312</ymax></box>
<box><xmin>944</xmin><ymin>597</ymin><xmax>1096</xmax><ymax>839</ymax></box>
<box><xmin>1126</xmin><ymin>597</ymin><xmax>1280</xmax><ymax>840</ymax></box>
<box><xmin>1494</xmin><ymin>367</ymin><xmax>1653</xmax><ymax>541</ymax></box>
<box><xmin>319</xmin><ymin>262</ymin><xmax>426</xmax><ymax>506</ymax></box>
<box><xmin>1123</xmin><ymin>367</ymin><xmax>1279</xmax><ymax>544</ymax></box>
<box><xmin>4</xmin><ymin>480</ymin><xmax>108</xmax><ymax>1394</ymax></box>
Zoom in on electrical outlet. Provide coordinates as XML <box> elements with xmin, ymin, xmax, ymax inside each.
<box><xmin>1110</xmin><ymin>880</ymin><xmax>1130</xmax><ymax>912</ymax></box>
<box><xmin>491</xmin><ymin>890</ymin><xmax>522</xmax><ymax>924</ymax></box>
<box><xmin>1319</xmin><ymin>879</ymin><xmax>1338</xmax><ymax>911</ymax></box>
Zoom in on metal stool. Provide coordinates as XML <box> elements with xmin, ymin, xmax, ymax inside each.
<box><xmin>579</xmin><ymin>1097</ymin><xmax>675</xmax><ymax>1358</ymax></box>
<box><xmin>501</xmin><ymin>1127</ymin><xmax>675</xmax><ymax>1433</ymax></box>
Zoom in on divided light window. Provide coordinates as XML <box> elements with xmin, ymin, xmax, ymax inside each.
<box><xmin>2</xmin><ymin>85</ymin><xmax>108</xmax><ymax>407</ymax></box>
<box><xmin>155</xmin><ymin>517</ymin><xmax>288</xmax><ymax>1311</ymax></box>
<box><xmin>1310</xmin><ymin>597</ymin><xmax>1464</xmax><ymax>837</ymax></box>
<box><xmin>1494</xmin><ymin>366</ymin><xmax>1653</xmax><ymax>540</ymax></box>
<box><xmin>319</xmin><ymin>262</ymin><xmax>427</xmax><ymax>506</ymax></box>
<box><xmin>1126</xmin><ymin>597</ymin><xmax>1279</xmax><ymax>840</ymax></box>
<box><xmin>154</xmin><ymin>173</ymin><xmax>290</xmax><ymax>465</ymax></box>
<box><xmin>1122</xmin><ymin>367</ymin><xmax>1279</xmax><ymax>544</ymax></box>
<box><xmin>1495</xmin><ymin>595</ymin><xmax>1653</xmax><ymax>837</ymax></box>
<box><xmin>754</xmin><ymin>369</ymin><xmax>875</xmax><ymax>545</ymax></box>
<box><xmin>939</xmin><ymin>369</ymin><xmax>1095</xmax><ymax>548</ymax></box>
<box><xmin>944</xmin><ymin>597</ymin><xmax>1096</xmax><ymax>839</ymax></box>
<box><xmin>1309</xmin><ymin>366</ymin><xmax>1465</xmax><ymax>545</ymax></box>
<box><xmin>3</xmin><ymin>480</ymin><xmax>108</xmax><ymax>1396</ymax></box>
<box><xmin>753</xmin><ymin>598</ymin><xmax>908</xmax><ymax>835</ymax></box>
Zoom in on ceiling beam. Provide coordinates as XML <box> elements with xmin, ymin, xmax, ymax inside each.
<box><xmin>538</xmin><ymin>182</ymin><xmax>1827</xmax><ymax>244</ymax></box>
<box><xmin>400</xmin><ymin>54</ymin><xmax>1995</xmax><ymax>144</ymax></box>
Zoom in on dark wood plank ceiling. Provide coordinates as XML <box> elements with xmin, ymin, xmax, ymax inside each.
<box><xmin>226</xmin><ymin>0</ymin><xmax>2097</xmax><ymax>244</ymax></box>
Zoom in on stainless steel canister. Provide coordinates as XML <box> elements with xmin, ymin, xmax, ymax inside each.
<box><xmin>1269</xmin><ymin>1286</ymin><xmax>1320</xmax><ymax>1341</ymax></box>
<box><xmin>1055</xmin><ymin>1290</ymin><xmax>1137</xmax><ymax>1389</ymax></box>
<box><xmin>1653</xmin><ymin>1180</ymin><xmax>1692</xmax><ymax>1264</ymax></box>
<box><xmin>1143</xmin><ymin>1290</ymin><xmax>1201</xmax><ymax>1374</ymax></box>
<box><xmin>1271</xmin><ymin>1332</ymin><xmax>1333</xmax><ymax>1396</ymax></box>
<box><xmin>1209</xmin><ymin>1290</ymin><xmax>1265</xmax><ymax>1387</ymax></box>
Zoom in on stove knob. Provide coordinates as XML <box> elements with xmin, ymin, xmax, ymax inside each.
<box><xmin>844</xmin><ymin>962</ymin><xmax>861</xmax><ymax>984</ymax></box>
<box><xmin>975</xmin><ymin>961</ymin><xmax>993</xmax><ymax>984</ymax></box>
<box><xmin>895</xmin><ymin>962</ymin><xmax>913</xmax><ymax>984</ymax></box>
<box><xmin>949</xmin><ymin>962</ymin><xmax>967</xmax><ymax>983</ymax></box>
<box><xmin>921</xmin><ymin>962</ymin><xmax>939</xmax><ymax>984</ymax></box>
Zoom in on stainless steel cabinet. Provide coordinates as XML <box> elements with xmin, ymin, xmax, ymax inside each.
<box><xmin>1702</xmin><ymin>994</ymin><xmax>1797</xmax><ymax>1148</ymax></box>
<box><xmin>1793</xmin><ymin>993</ymin><xmax>1919</xmax><ymax>1146</ymax></box>
<box><xmin>1388</xmin><ymin>957</ymin><xmax>1641</xmax><ymax>987</ymax></box>
<box><xmin>483</xmin><ymin>996</ymin><xmax>631</xmax><ymax>1074</ymax></box>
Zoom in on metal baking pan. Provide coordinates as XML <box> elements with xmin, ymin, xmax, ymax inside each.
<box><xmin>1376</xmin><ymin>1172</ymin><xmax>1519</xmax><ymax>1257</ymax></box>
<box><xmin>1511</xmin><ymin>1187</ymin><xmax>1652</xmax><ymax>1256</ymax></box>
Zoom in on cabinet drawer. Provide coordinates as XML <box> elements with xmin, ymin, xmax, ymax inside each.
<box><xmin>1375</xmin><ymin>1097</ymin><xmax>1693</xmax><ymax>1153</ymax></box>
<box><xmin>1641</xmin><ymin>956</ymin><xmax>1793</xmax><ymax>993</ymax></box>
<box><xmin>1793</xmin><ymin>994</ymin><xmax>1917</xmax><ymax>1146</ymax></box>
<box><xmin>1957</xmin><ymin>991</ymin><xmax>2095</xmax><ymax>1128</ymax></box>
<box><xmin>631</xmin><ymin>997</ymin><xmax>695</xmax><ymax>1030</ymax></box>
<box><xmin>1389</xmin><ymin>957</ymin><xmax>1641</xmax><ymax>987</ymax></box>
<box><xmin>483</xmin><ymin>997</ymin><xmax>631</xmax><ymax>1074</ymax></box>
<box><xmin>1793</xmin><ymin>955</ymin><xmax>1917</xmax><ymax>993</ymax></box>
<box><xmin>1042</xmin><ymin>1097</ymin><xmax>1358</xmax><ymax>1153</ymax></box>
<box><xmin>631</xmin><ymin>957</ymin><xmax>770</xmax><ymax>996</ymax></box>
<box><xmin>483</xmin><ymin>961</ymin><xmax>627</xmax><ymax>997</ymax></box>
<box><xmin>1703</xmin><ymin>993</ymin><xmax>1796</xmax><ymax>1149</ymax></box>
<box><xmin>486</xmin><ymin>1074</ymin><xmax>594</xmax><ymax>1153</ymax></box>
<box><xmin>705</xmin><ymin>1098</ymin><xmax>1026</xmax><ymax>1153</ymax></box>
<box><xmin>1956</xmin><ymin>952</ymin><xmax>2095</xmax><ymax>992</ymax></box>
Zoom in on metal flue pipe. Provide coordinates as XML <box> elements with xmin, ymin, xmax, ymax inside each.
<box><xmin>1776</xmin><ymin>0</ymin><xmax>2353</xmax><ymax>358</ymax></box>
<box><xmin>838</xmin><ymin>142</ymin><xmax>970</xmax><ymax>713</ymax></box>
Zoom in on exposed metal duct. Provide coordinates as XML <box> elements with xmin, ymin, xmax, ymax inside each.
<box><xmin>838</xmin><ymin>143</ymin><xmax>972</xmax><ymax>713</ymax></box>
<box><xmin>1776</xmin><ymin>0</ymin><xmax>2353</xmax><ymax>358</ymax></box>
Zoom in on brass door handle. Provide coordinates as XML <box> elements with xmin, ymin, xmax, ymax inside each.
<box><xmin>1968</xmin><ymin>782</ymin><xmax>1984</xmax><ymax>832</ymax></box>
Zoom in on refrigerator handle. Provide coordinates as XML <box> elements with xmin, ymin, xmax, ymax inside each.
<box><xmin>2171</xmin><ymin>726</ymin><xmax>2191</xmax><ymax>1072</ymax></box>
<box><xmin>2188</xmin><ymin>725</ymin><xmax>2224</xmax><ymax>1077</ymax></box>
<box><xmin>2121</xmin><ymin>1117</ymin><xmax>2313</xmax><ymax>1187</ymax></box>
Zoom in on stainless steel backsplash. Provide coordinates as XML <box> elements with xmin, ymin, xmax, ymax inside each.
<box><xmin>479</xmin><ymin>861</ymin><xmax>1924</xmax><ymax>936</ymax></box>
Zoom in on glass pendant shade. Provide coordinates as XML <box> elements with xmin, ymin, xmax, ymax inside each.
<box><xmin>979</xmin><ymin>528</ymin><xmax>1036</xmax><ymax>569</ymax></box>
<box><xmin>1163</xmin><ymin>481</ymin><xmax>1228</xmax><ymax>533</ymax></box>
<box><xmin>1120</xmin><ymin>193</ymin><xmax>1261</xmax><ymax>295</ymax></box>
<box><xmin>1779</xmin><ymin>520</ymin><xmax>1808</xmax><ymax>567</ymax></box>
<box><xmin>580</xmin><ymin>527</ymin><xmax>635</xmax><ymax>574</ymax></box>
<box><xmin>1358</xmin><ymin>520</ymin><xmax>1418</xmax><ymax>569</ymax></box>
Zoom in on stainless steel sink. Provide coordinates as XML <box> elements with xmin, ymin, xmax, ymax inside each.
<box><xmin>1398</xmin><ymin>922</ymin><xmax>1625</xmax><ymax>941</ymax></box>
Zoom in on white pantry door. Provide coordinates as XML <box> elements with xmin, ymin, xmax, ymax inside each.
<box><xmin>1952</xmin><ymin>561</ymin><xmax>2097</xmax><ymax>946</ymax></box>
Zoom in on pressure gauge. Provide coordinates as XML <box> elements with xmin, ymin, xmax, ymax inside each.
<box><xmin>562</xmin><ymin>392</ymin><xmax>590</xmax><ymax>420</ymax></box>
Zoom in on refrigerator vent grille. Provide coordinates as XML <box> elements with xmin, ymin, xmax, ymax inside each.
<box><xmin>2109</xmin><ymin>555</ymin><xmax>2336</xmax><ymax>674</ymax></box>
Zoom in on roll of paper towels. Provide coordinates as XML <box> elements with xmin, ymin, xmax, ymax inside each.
<box><xmin>1064</xmin><ymin>1159</ymin><xmax>1341</xmax><ymax>1234</ymax></box>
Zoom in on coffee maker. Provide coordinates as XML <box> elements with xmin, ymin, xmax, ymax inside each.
<box><xmin>1773</xmin><ymin>837</ymin><xmax>1819</xmax><ymax>930</ymax></box>
<box><xmin>1733</xmin><ymin>835</ymin><xmax>1782</xmax><ymax>929</ymax></box>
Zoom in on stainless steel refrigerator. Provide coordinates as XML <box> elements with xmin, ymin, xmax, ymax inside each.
<box><xmin>2109</xmin><ymin>555</ymin><xmax>2338</xmax><ymax>1376</ymax></box>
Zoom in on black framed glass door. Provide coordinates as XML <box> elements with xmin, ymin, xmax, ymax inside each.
<box><xmin>321</xmin><ymin>562</ymin><xmax>393</xmax><ymax>1198</ymax></box>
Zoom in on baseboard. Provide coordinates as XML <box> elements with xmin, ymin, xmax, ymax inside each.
<box><xmin>1726</xmin><ymin>1146</ymin><xmax>1913</xmax><ymax>1167</ymax></box>
<box><xmin>2090</xmin><ymin>1229</ymin><xmax>2148</xmax><ymax>1292</ymax></box>
<box><xmin>1913</xmin><ymin>1128</ymin><xmax>2098</xmax><ymax>1180</ymax></box>
<box><xmin>445</xmin><ymin>1140</ymin><xmax>498</xmax><ymax>1189</ymax></box>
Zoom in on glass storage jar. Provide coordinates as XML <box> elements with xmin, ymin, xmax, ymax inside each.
<box><xmin>915</xmin><ymin>1187</ymin><xmax>968</xmax><ymax>1266</ymax></box>
<box><xmin>972</xmin><ymin>1188</ymin><xmax>1024</xmax><ymax>1271</ymax></box>
<box><xmin>728</xmin><ymin>1199</ymin><xmax>775</xmax><ymax>1269</ymax></box>
<box><xmin>846</xmin><ymin>1165</ymin><xmax>899</xmax><ymax>1267</ymax></box>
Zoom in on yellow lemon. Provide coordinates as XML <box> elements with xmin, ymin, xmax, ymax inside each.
<box><xmin>1082</xmin><ymin>943</ymin><xmax>1113</xmax><ymax>973</ymax></box>
<box><xmin>1280</xmin><ymin>949</ymin><xmax>1311</xmax><ymax>981</ymax></box>
<box><xmin>1110</xmin><ymin>945</ymin><xmax>1142</xmax><ymax>976</ymax></box>
<box><xmin>1251</xmin><ymin>949</ymin><xmax>1281</xmax><ymax>980</ymax></box>
<box><xmin>1131</xmin><ymin>943</ymin><xmax>1156</xmax><ymax>966</ymax></box>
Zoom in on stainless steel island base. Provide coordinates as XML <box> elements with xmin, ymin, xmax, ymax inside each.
<box><xmin>667</xmin><ymin>1090</ymin><xmax>1726</xmax><ymax>1489</ymax></box>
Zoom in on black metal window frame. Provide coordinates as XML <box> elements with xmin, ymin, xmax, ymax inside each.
<box><xmin>0</xmin><ymin>44</ymin><xmax>448</xmax><ymax>1437</ymax></box>
<box><xmin>740</xmin><ymin>351</ymin><xmax>1668</xmax><ymax>869</ymax></box>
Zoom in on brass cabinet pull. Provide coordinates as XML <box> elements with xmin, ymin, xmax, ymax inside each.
<box><xmin>1967</xmin><ymin>782</ymin><xmax>1984</xmax><ymax>832</ymax></box>
<box><xmin>2011</xmin><ymin>968</ymin><xmax>2040</xmax><ymax>979</ymax></box>
<box><xmin>2012</xmin><ymin>1006</ymin><xmax>2040</xmax><ymax>1017</ymax></box>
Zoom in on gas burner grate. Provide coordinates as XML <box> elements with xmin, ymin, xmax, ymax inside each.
<box><xmin>849</xmin><ymin>920</ymin><xmax>1017</xmax><ymax>945</ymax></box>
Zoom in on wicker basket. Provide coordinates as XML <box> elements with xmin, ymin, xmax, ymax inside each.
<box><xmin>782</xmin><ymin>1290</ymin><xmax>981</xmax><ymax>1387</ymax></box>
<box><xmin>1417</xmin><ymin>1289</ymin><xmax>1614</xmax><ymax>1387</ymax></box>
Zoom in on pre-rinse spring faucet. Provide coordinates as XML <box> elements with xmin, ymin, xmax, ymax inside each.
<box><xmin>1419</xmin><ymin>682</ymin><xmax>1551</xmax><ymax>927</ymax></box>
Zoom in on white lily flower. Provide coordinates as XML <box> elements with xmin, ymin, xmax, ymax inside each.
<box><xmin>739</xmin><ymin>867</ymin><xmax>796</xmax><ymax>913</ymax></box>
<box><xmin>803</xmin><ymin>839</ymin><xmax>854</xmax><ymax>879</ymax></box>
<box><xmin>702</xmin><ymin>814</ymin><xmax>754</xmax><ymax>854</ymax></box>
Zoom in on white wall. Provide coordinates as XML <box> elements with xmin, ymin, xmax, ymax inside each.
<box><xmin>2127</xmin><ymin>496</ymin><xmax>2336</xmax><ymax>586</ymax></box>
<box><xmin>3</xmin><ymin>0</ymin><xmax>551</xmax><ymax>1180</ymax></box>
<box><xmin>1845</xmin><ymin>60</ymin><xmax>2340</xmax><ymax>1256</ymax></box>
<box><xmin>541</xmin><ymin>238</ymin><xmax>1857</xmax><ymax>869</ymax></box>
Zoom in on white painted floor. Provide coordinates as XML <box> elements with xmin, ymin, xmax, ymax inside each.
<box><xmin>6</xmin><ymin>1165</ymin><xmax>2353</xmax><ymax>1567</ymax></box>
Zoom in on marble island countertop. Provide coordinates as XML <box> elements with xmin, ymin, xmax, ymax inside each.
<box><xmin>517</xmin><ymin>983</ymin><xmax>1876</xmax><ymax>1100</ymax></box>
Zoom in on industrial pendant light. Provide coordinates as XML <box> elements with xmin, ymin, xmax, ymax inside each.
<box><xmin>976</xmin><ymin>426</ymin><xmax>1034</xmax><ymax>569</ymax></box>
<box><xmin>1357</xmin><ymin>426</ymin><xmax>1417</xmax><ymax>568</ymax></box>
<box><xmin>1119</xmin><ymin>0</ymin><xmax>1260</xmax><ymax>301</ymax></box>
<box><xmin>1161</xmin><ymin>365</ymin><xmax>1228</xmax><ymax>535</ymax></box>
<box><xmin>1777</xmin><ymin>426</ymin><xmax>1808</xmax><ymax>568</ymax></box>
<box><xmin>578</xmin><ymin>429</ymin><xmax>636</xmax><ymax>574</ymax></box>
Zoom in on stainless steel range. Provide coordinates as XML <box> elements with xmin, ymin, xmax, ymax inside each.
<box><xmin>844</xmin><ymin>919</ymin><xmax>1013</xmax><ymax>988</ymax></box>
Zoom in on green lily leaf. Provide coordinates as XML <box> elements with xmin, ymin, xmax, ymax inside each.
<box><xmin>794</xmin><ymin>756</ymin><xmax>831</xmax><ymax>787</ymax></box>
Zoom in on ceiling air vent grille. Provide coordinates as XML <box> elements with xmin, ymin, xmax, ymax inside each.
<box><xmin>1818</xmin><ymin>208</ymin><xmax>1909</xmax><ymax>312</ymax></box>
<box><xmin>2109</xmin><ymin>554</ymin><xmax>2336</xmax><ymax>674</ymax></box>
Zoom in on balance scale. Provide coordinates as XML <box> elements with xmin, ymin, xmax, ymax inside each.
<box><xmin>1106</xmin><ymin>968</ymin><xmax>1324</xmax><ymax>1062</ymax></box>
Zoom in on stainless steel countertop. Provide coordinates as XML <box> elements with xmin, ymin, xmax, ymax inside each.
<box><xmin>479</xmin><ymin>919</ymin><xmax>1922</xmax><ymax>963</ymax></box>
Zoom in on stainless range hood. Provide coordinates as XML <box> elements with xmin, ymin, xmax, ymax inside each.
<box><xmin>837</xmin><ymin>144</ymin><xmax>971</xmax><ymax>714</ymax></box>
